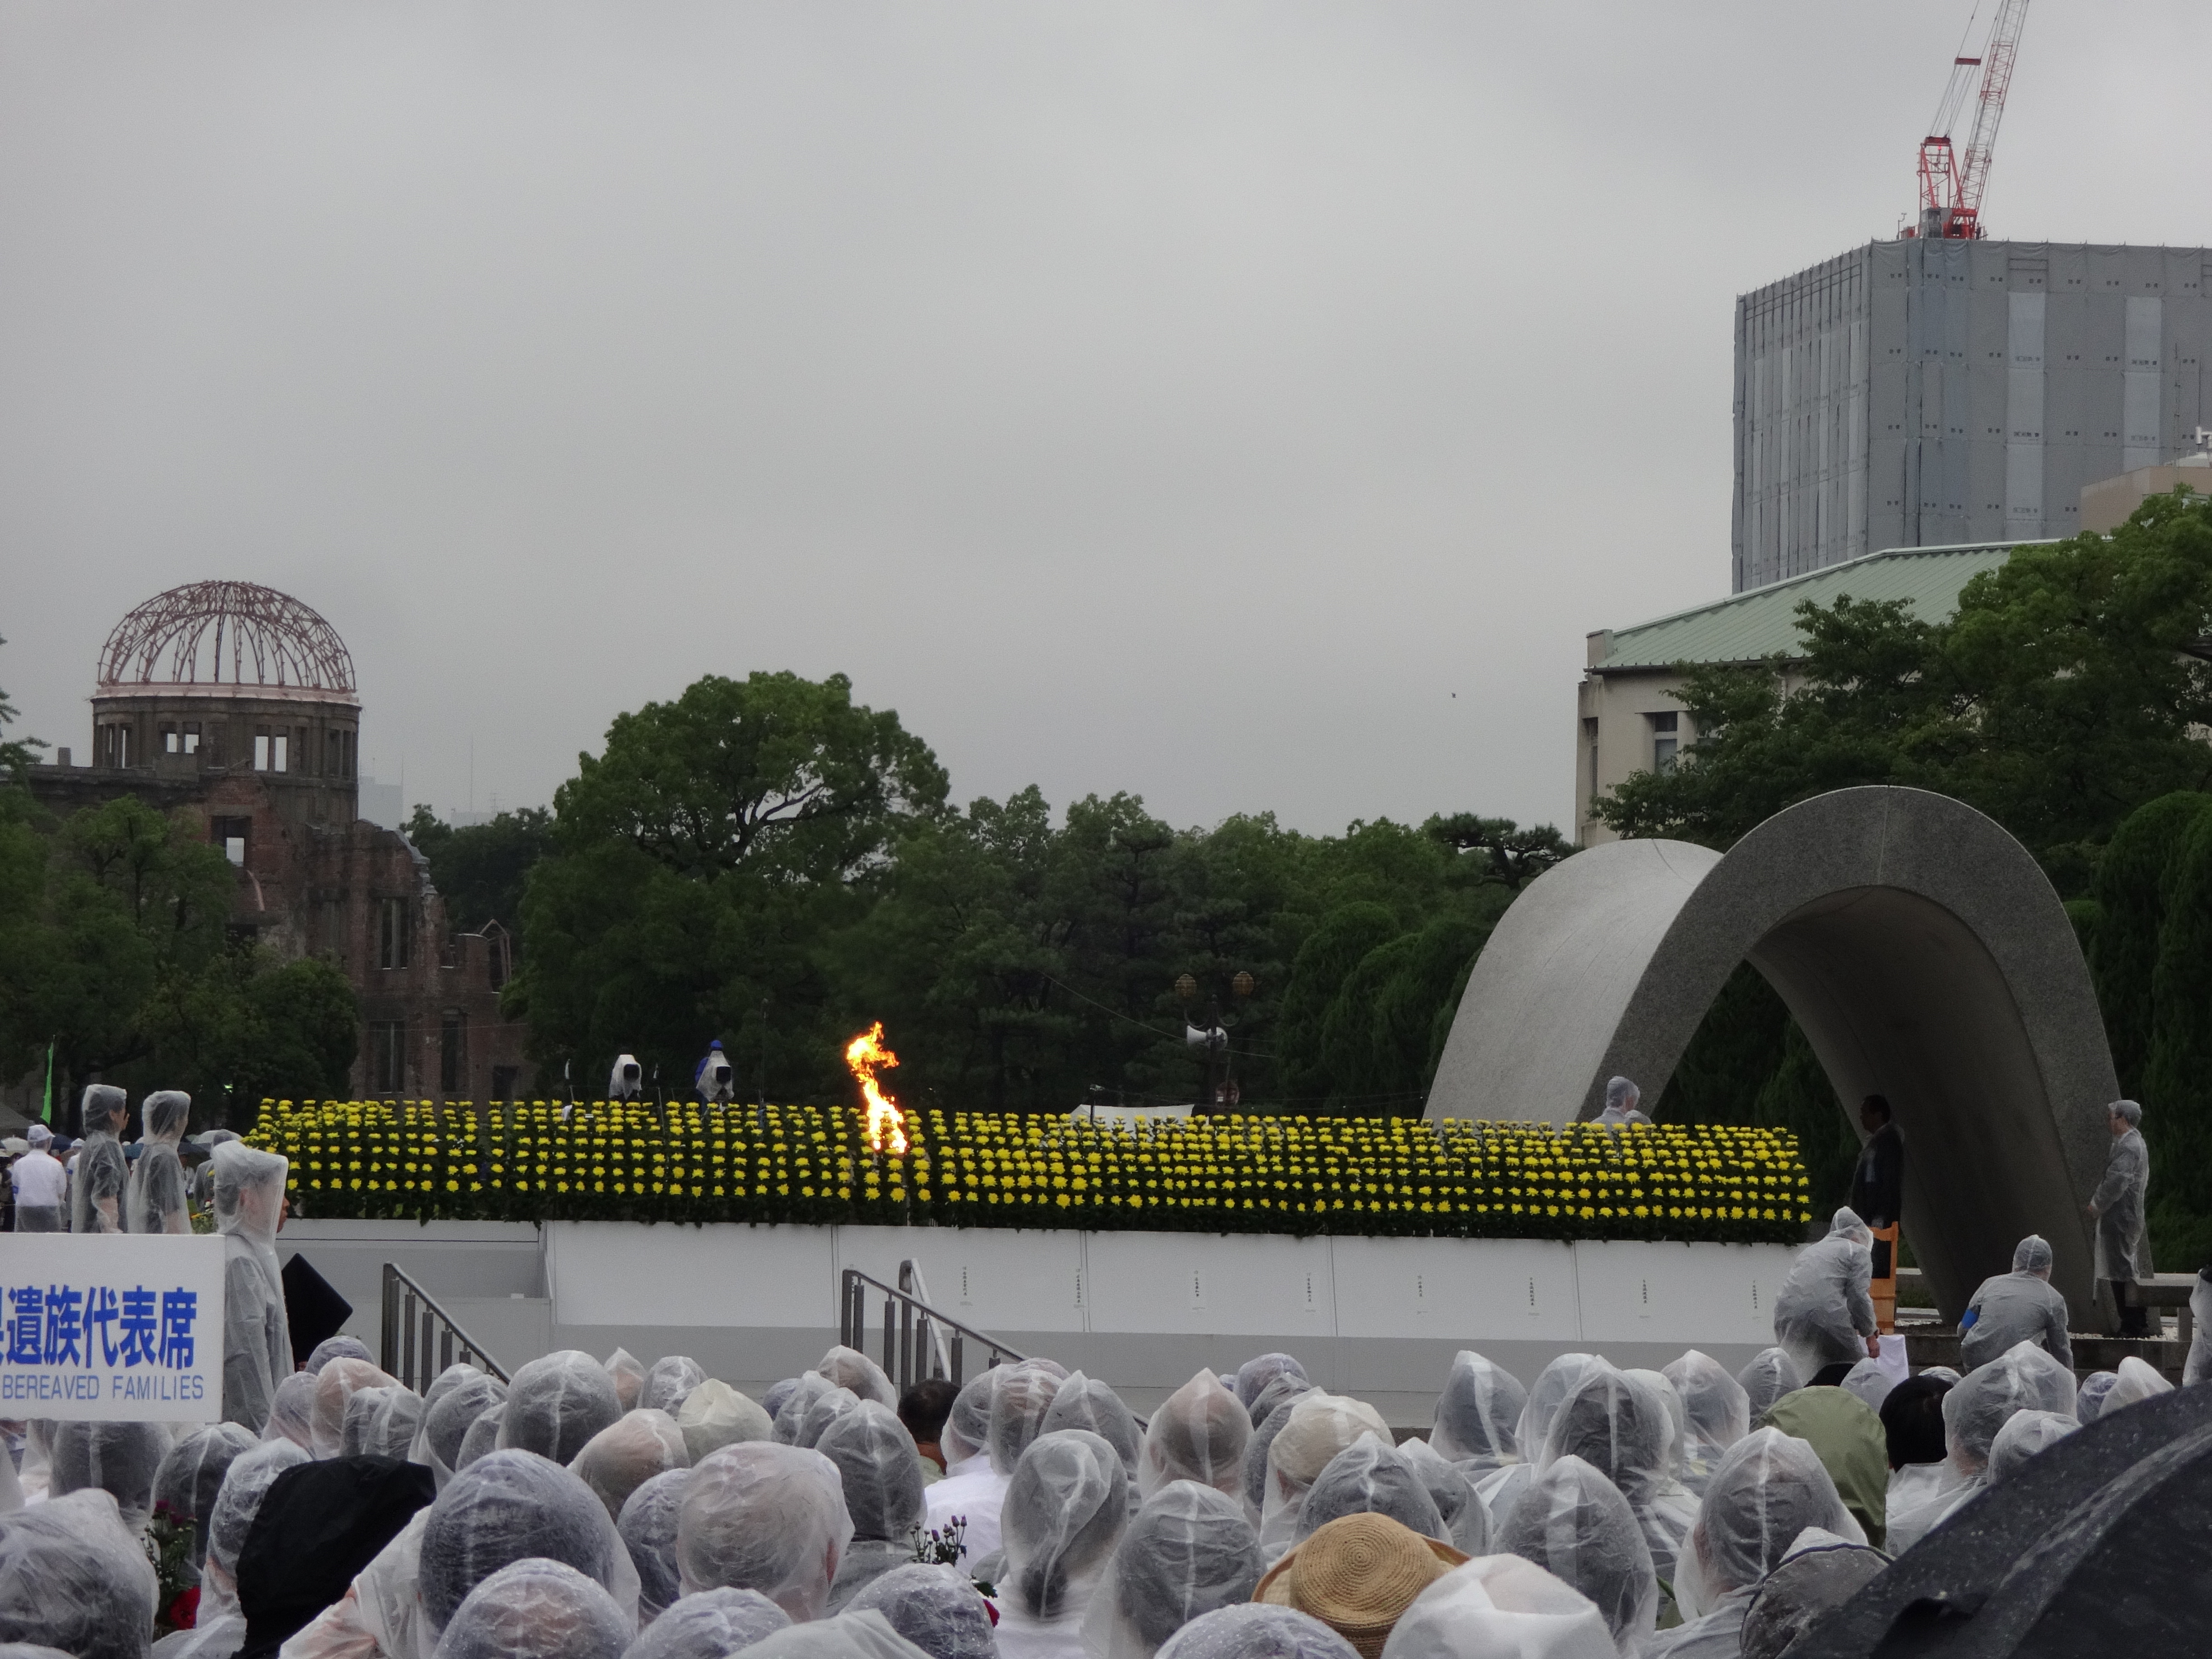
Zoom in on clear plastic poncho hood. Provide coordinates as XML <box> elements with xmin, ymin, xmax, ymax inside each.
<box><xmin>816</xmin><ymin>1401</ymin><xmax>926</xmax><ymax>1544</ymax></box>
<box><xmin>431</xmin><ymin>1556</ymin><xmax>629</xmax><ymax>1659</ymax></box>
<box><xmin>1002</xmin><ymin>1429</ymin><xmax>1129</xmax><ymax>1621</ymax></box>
<box><xmin>624</xmin><ymin>1587</ymin><xmax>790</xmax><ymax>1659</ymax></box>
<box><xmin>815</xmin><ymin>1345</ymin><xmax>899</xmax><ymax>1408</ymax></box>
<box><xmin>846</xmin><ymin>1565</ymin><xmax>997</xmax><ymax>1659</ymax></box>
<box><xmin>49</xmin><ymin>1421</ymin><xmax>170</xmax><ymax>1535</ymax></box>
<box><xmin>1295</xmin><ymin>1436</ymin><xmax>1444</xmax><ymax>1546</ymax></box>
<box><xmin>1155</xmin><ymin>1606</ymin><xmax>1360</xmax><ymax>1659</ymax></box>
<box><xmin>677</xmin><ymin>1440</ymin><xmax>855</xmax><ymax>1620</ymax></box>
<box><xmin>1142</xmin><ymin>1372</ymin><xmax>1250</xmax><ymax>1501</ymax></box>
<box><xmin>1082</xmin><ymin>1480</ymin><xmax>1262</xmax><ymax>1659</ymax></box>
<box><xmin>499</xmin><ymin>1350</ymin><xmax>623</xmax><ymax>1466</ymax></box>
<box><xmin>1678</xmin><ymin>1427</ymin><xmax>1861</xmax><ymax>1616</ymax></box>
<box><xmin>1498</xmin><ymin>1452</ymin><xmax>1656</xmax><ymax>1656</ymax></box>
<box><xmin>1378</xmin><ymin>1554</ymin><xmax>1617</xmax><ymax>1659</ymax></box>
<box><xmin>678</xmin><ymin>1380</ymin><xmax>775</xmax><ymax>1463</ymax></box>
<box><xmin>1429</xmin><ymin>1351</ymin><xmax>1526</xmax><ymax>1468</ymax></box>
<box><xmin>1042</xmin><ymin>1371</ymin><xmax>1143</xmax><ymax>1483</ymax></box>
<box><xmin>643</xmin><ymin>1356</ymin><xmax>709</xmax><ymax>1416</ymax></box>
<box><xmin>0</xmin><ymin>1490</ymin><xmax>161</xmax><ymax>1659</ymax></box>
<box><xmin>1661</xmin><ymin>1351</ymin><xmax>1749</xmax><ymax>1496</ymax></box>
<box><xmin>572</xmin><ymin>1409</ymin><xmax>689</xmax><ymax>1520</ymax></box>
<box><xmin>419</xmin><ymin>1448</ymin><xmax>633</xmax><ymax>1639</ymax></box>
<box><xmin>1941</xmin><ymin>1339</ymin><xmax>2076</xmax><ymax>1476</ymax></box>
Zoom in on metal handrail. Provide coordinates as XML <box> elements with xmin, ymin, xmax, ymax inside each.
<box><xmin>839</xmin><ymin>1262</ymin><xmax>1024</xmax><ymax>1393</ymax></box>
<box><xmin>381</xmin><ymin>1262</ymin><xmax>510</xmax><ymax>1390</ymax></box>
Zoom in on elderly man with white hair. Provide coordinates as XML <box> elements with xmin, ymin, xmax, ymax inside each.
<box><xmin>1593</xmin><ymin>1078</ymin><xmax>1650</xmax><ymax>1129</ymax></box>
<box><xmin>2086</xmin><ymin>1099</ymin><xmax>2152</xmax><ymax>1338</ymax></box>
<box><xmin>1959</xmin><ymin>1236</ymin><xmax>2072</xmax><ymax>1371</ymax></box>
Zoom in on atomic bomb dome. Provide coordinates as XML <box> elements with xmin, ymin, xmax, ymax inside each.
<box><xmin>86</xmin><ymin>581</ymin><xmax>361</xmax><ymax>815</ymax></box>
<box><xmin>98</xmin><ymin>580</ymin><xmax>358</xmax><ymax>699</ymax></box>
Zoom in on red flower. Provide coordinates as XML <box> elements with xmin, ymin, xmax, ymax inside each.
<box><xmin>165</xmin><ymin>1589</ymin><xmax>200</xmax><ymax>1630</ymax></box>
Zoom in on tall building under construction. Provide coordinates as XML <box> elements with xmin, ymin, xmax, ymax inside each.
<box><xmin>1732</xmin><ymin>239</ymin><xmax>2212</xmax><ymax>592</ymax></box>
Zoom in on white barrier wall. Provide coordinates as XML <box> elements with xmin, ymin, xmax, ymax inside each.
<box><xmin>284</xmin><ymin>1219</ymin><xmax>1800</xmax><ymax>1420</ymax></box>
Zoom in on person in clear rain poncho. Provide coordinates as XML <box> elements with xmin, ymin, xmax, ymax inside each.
<box><xmin>152</xmin><ymin>1424</ymin><xmax>258</xmax><ymax>1579</ymax></box>
<box><xmin>676</xmin><ymin>1380</ymin><xmax>775</xmax><ymax>1463</ymax></box>
<box><xmin>572</xmin><ymin>1410</ymin><xmax>689</xmax><ymax>1522</ymax></box>
<box><xmin>1042</xmin><ymin>1372</ymin><xmax>1143</xmax><ymax>1489</ymax></box>
<box><xmin>1500</xmin><ymin>1453</ymin><xmax>1659</xmax><ymax>1658</ymax></box>
<box><xmin>1234</xmin><ymin>1355</ymin><xmax>1309</xmax><ymax>1417</ymax></box>
<box><xmin>795</xmin><ymin>1388</ymin><xmax>864</xmax><ymax>1453</ymax></box>
<box><xmin>605</xmin><ymin>1351</ymin><xmax>648</xmax><ymax>1413</ymax></box>
<box><xmin>643</xmin><ymin>1356</ymin><xmax>708</xmax><ymax>1416</ymax></box>
<box><xmin>695</xmin><ymin>1042</ymin><xmax>736</xmax><ymax>1104</ymax></box>
<box><xmin>1474</xmin><ymin>1355</ymin><xmax>1601</xmax><ymax>1542</ymax></box>
<box><xmin>315</xmin><ymin>1359</ymin><xmax>403</xmax><ymax>1459</ymax></box>
<box><xmin>995</xmin><ymin>1429</ymin><xmax>1129</xmax><ymax>1659</ymax></box>
<box><xmin>815</xmin><ymin>1346</ymin><xmax>900</xmax><ymax>1409</ymax></box>
<box><xmin>2089</xmin><ymin>1099</ymin><xmax>2154</xmax><ymax>1336</ymax></box>
<box><xmin>1594</xmin><ymin>1077</ymin><xmax>1651</xmax><ymax>1130</ymax></box>
<box><xmin>1259</xmin><ymin>1393</ymin><xmax>1394</xmax><ymax>1559</ymax></box>
<box><xmin>1155</xmin><ymin>1606</ymin><xmax>1360</xmax><ymax>1659</ymax></box>
<box><xmin>924</xmin><ymin>1363</ymin><xmax>1060</xmax><ymax>1569</ymax></box>
<box><xmin>1377</xmin><ymin>1554</ymin><xmax>1619</xmax><ymax>1659</ymax></box>
<box><xmin>1660</xmin><ymin>1353</ymin><xmax>1749</xmax><ymax>1499</ymax></box>
<box><xmin>181</xmin><ymin>1438</ymin><xmax>311</xmax><ymax>1659</ymax></box>
<box><xmin>1537</xmin><ymin>1364</ymin><xmax>1698</xmax><ymax>1591</ymax></box>
<box><xmin>1081</xmin><ymin>1481</ymin><xmax>1262</xmax><ymax>1659</ymax></box>
<box><xmin>499</xmin><ymin>1351</ymin><xmax>623</xmax><ymax>1465</ymax></box>
<box><xmin>847</xmin><ymin>1565</ymin><xmax>998</xmax><ymax>1659</ymax></box>
<box><xmin>1731</xmin><ymin>1352</ymin><xmax>1801</xmax><ymax>1424</ymax></box>
<box><xmin>624</xmin><ymin>1588</ymin><xmax>791</xmax><ymax>1659</ymax></box>
<box><xmin>1142</xmin><ymin>1373</ymin><xmax>1250</xmax><ymax>1503</ymax></box>
<box><xmin>1427</xmin><ymin>1351</ymin><xmax>1525</xmax><ymax>1471</ymax></box>
<box><xmin>607</xmin><ymin>1055</ymin><xmax>646</xmax><ymax>1102</ymax></box>
<box><xmin>2189</xmin><ymin>1269</ymin><xmax>2212</xmax><ymax>1387</ymax></box>
<box><xmin>2098</xmin><ymin>1354</ymin><xmax>2172</xmax><ymax>1414</ymax></box>
<box><xmin>49</xmin><ymin>1421</ymin><xmax>170</xmax><ymax>1536</ymax></box>
<box><xmin>618</xmin><ymin>1468</ymin><xmax>690</xmax><ymax>1623</ymax></box>
<box><xmin>284</xmin><ymin>1446</ymin><xmax>638</xmax><ymax>1659</ymax></box>
<box><xmin>1986</xmin><ymin>1409</ymin><xmax>2076</xmax><ymax>1486</ymax></box>
<box><xmin>1734</xmin><ymin>1537</ymin><xmax>1888</xmax><ymax>1659</ymax></box>
<box><xmin>1294</xmin><ymin>1438</ymin><xmax>1445</xmax><ymax>1548</ymax></box>
<box><xmin>1772</xmin><ymin>1209</ymin><xmax>1879</xmax><ymax>1382</ymax></box>
<box><xmin>1960</xmin><ymin>1235</ymin><xmax>2072</xmax><ymax>1371</ymax></box>
<box><xmin>213</xmin><ymin>1142</ymin><xmax>293</xmax><ymax>1434</ymax></box>
<box><xmin>1650</xmin><ymin>1427</ymin><xmax>1863</xmax><ymax>1659</ymax></box>
<box><xmin>2074</xmin><ymin>1369</ymin><xmax>2121</xmax><ymax>1424</ymax></box>
<box><xmin>1884</xmin><ymin>1338</ymin><xmax>2074</xmax><ymax>1555</ymax></box>
<box><xmin>774</xmin><ymin>1375</ymin><xmax>841</xmax><ymax>1444</ymax></box>
<box><xmin>431</xmin><ymin>1557</ymin><xmax>630</xmax><ymax>1659</ymax></box>
<box><xmin>127</xmin><ymin>1089</ymin><xmax>193</xmax><ymax>1234</ymax></box>
<box><xmin>0</xmin><ymin>1490</ymin><xmax>161</xmax><ymax>1659</ymax></box>
<box><xmin>346</xmin><ymin>1387</ymin><xmax>428</xmax><ymax>1462</ymax></box>
<box><xmin>1396</xmin><ymin>1439</ymin><xmax>1488</xmax><ymax>1557</ymax></box>
<box><xmin>738</xmin><ymin>1613</ymin><xmax>937</xmax><ymax>1659</ymax></box>
<box><xmin>678</xmin><ymin>1441</ymin><xmax>854</xmax><ymax>1620</ymax></box>
<box><xmin>70</xmin><ymin>1084</ymin><xmax>130</xmax><ymax>1233</ymax></box>
<box><xmin>817</xmin><ymin>1402</ymin><xmax>928</xmax><ymax>1612</ymax></box>
<box><xmin>409</xmin><ymin>1369</ymin><xmax>510</xmax><ymax>1489</ymax></box>
<box><xmin>309</xmin><ymin>1336</ymin><xmax>377</xmax><ymax>1375</ymax></box>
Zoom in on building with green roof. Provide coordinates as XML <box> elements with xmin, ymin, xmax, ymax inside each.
<box><xmin>1575</xmin><ymin>540</ymin><xmax>2042</xmax><ymax>843</ymax></box>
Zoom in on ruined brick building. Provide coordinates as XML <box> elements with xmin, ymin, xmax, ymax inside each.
<box><xmin>24</xmin><ymin>581</ymin><xmax>531</xmax><ymax>1101</ymax></box>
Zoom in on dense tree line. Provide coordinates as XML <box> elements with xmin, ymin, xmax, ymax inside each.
<box><xmin>0</xmin><ymin>793</ymin><xmax>358</xmax><ymax>1129</ymax></box>
<box><xmin>1601</xmin><ymin>488</ymin><xmax>2212</xmax><ymax>1245</ymax></box>
<box><xmin>405</xmin><ymin>672</ymin><xmax>1567</xmax><ymax>1116</ymax></box>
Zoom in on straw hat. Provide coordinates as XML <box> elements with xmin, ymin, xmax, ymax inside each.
<box><xmin>1255</xmin><ymin>1513</ymin><xmax>1468</xmax><ymax>1659</ymax></box>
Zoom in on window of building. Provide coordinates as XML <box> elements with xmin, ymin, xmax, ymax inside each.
<box><xmin>103</xmin><ymin>724</ymin><xmax>131</xmax><ymax>767</ymax></box>
<box><xmin>378</xmin><ymin>898</ymin><xmax>412</xmax><ymax>970</ymax></box>
<box><xmin>161</xmin><ymin>725</ymin><xmax>178</xmax><ymax>754</ymax></box>
<box><xmin>370</xmin><ymin>1022</ymin><xmax>406</xmax><ymax>1094</ymax></box>
<box><xmin>210</xmin><ymin>816</ymin><xmax>251</xmax><ymax>867</ymax></box>
<box><xmin>1650</xmin><ymin>711</ymin><xmax>1680</xmax><ymax>773</ymax></box>
<box><xmin>183</xmin><ymin>722</ymin><xmax>200</xmax><ymax>755</ymax></box>
<box><xmin>327</xmin><ymin>730</ymin><xmax>342</xmax><ymax>775</ymax></box>
<box><xmin>1583</xmin><ymin>717</ymin><xmax>1599</xmax><ymax>808</ymax></box>
<box><xmin>253</xmin><ymin>730</ymin><xmax>270</xmax><ymax>771</ymax></box>
<box><xmin>273</xmin><ymin>733</ymin><xmax>288</xmax><ymax>773</ymax></box>
<box><xmin>440</xmin><ymin>1010</ymin><xmax>467</xmax><ymax>1094</ymax></box>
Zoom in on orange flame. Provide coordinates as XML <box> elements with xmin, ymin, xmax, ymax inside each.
<box><xmin>846</xmin><ymin>1022</ymin><xmax>908</xmax><ymax>1155</ymax></box>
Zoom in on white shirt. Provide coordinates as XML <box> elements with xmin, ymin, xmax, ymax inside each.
<box><xmin>924</xmin><ymin>1453</ymin><xmax>1010</xmax><ymax>1569</ymax></box>
<box><xmin>11</xmin><ymin>1149</ymin><xmax>66</xmax><ymax>1207</ymax></box>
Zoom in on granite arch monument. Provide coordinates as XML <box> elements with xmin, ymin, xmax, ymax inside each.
<box><xmin>1426</xmin><ymin>787</ymin><xmax>2121</xmax><ymax>1327</ymax></box>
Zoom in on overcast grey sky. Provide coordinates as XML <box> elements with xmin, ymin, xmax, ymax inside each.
<box><xmin>5</xmin><ymin>2</ymin><xmax>2209</xmax><ymax>835</ymax></box>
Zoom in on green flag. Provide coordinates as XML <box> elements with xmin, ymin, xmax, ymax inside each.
<box><xmin>40</xmin><ymin>1039</ymin><xmax>53</xmax><ymax>1125</ymax></box>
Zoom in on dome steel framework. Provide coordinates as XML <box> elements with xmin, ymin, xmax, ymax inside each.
<box><xmin>98</xmin><ymin>581</ymin><xmax>355</xmax><ymax>695</ymax></box>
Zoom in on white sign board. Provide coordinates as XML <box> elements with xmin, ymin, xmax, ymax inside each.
<box><xmin>1</xmin><ymin>1233</ymin><xmax>227</xmax><ymax>1422</ymax></box>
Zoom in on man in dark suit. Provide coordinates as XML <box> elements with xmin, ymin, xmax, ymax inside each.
<box><xmin>1850</xmin><ymin>1094</ymin><xmax>1904</xmax><ymax>1279</ymax></box>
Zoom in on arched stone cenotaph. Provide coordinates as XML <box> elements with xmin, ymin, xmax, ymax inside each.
<box><xmin>1426</xmin><ymin>787</ymin><xmax>2120</xmax><ymax>1329</ymax></box>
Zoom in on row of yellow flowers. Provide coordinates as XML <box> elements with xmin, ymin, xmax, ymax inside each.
<box><xmin>251</xmin><ymin>1099</ymin><xmax>1812</xmax><ymax>1242</ymax></box>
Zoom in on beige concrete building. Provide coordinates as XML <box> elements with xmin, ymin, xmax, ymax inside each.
<box><xmin>1575</xmin><ymin>541</ymin><xmax>2031</xmax><ymax>844</ymax></box>
<box><xmin>2080</xmin><ymin>442</ymin><xmax>2212</xmax><ymax>532</ymax></box>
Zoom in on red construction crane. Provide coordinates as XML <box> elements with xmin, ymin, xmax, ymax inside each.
<box><xmin>1909</xmin><ymin>0</ymin><xmax>2031</xmax><ymax>239</ymax></box>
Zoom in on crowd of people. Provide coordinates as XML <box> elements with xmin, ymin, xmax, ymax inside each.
<box><xmin>2</xmin><ymin>1088</ymin><xmax>2207</xmax><ymax>1659</ymax></box>
<box><xmin>3</xmin><ymin>1087</ymin><xmax>233</xmax><ymax>1236</ymax></box>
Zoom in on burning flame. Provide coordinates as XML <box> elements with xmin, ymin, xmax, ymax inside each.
<box><xmin>846</xmin><ymin>1022</ymin><xmax>909</xmax><ymax>1155</ymax></box>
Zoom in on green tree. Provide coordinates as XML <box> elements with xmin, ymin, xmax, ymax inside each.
<box><xmin>510</xmin><ymin>671</ymin><xmax>948</xmax><ymax>1101</ymax></box>
<box><xmin>0</xmin><ymin>635</ymin><xmax>43</xmax><ymax>782</ymax></box>
<box><xmin>1599</xmin><ymin>492</ymin><xmax>2212</xmax><ymax>894</ymax></box>
<box><xmin>2084</xmin><ymin>791</ymin><xmax>2212</xmax><ymax>1100</ymax></box>
<box><xmin>405</xmin><ymin>805</ymin><xmax>554</xmax><ymax>934</ymax></box>
<box><xmin>1275</xmin><ymin>904</ymin><xmax>1402</xmax><ymax>1108</ymax></box>
<box><xmin>1424</xmin><ymin>814</ymin><xmax>1572</xmax><ymax>890</ymax></box>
